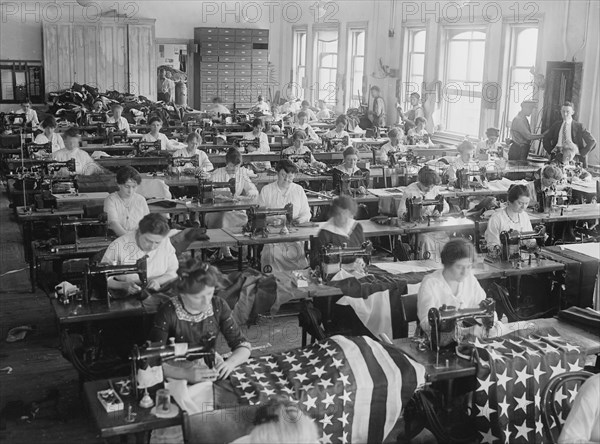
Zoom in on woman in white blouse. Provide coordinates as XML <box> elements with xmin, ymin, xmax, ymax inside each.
<box><xmin>103</xmin><ymin>166</ymin><xmax>149</xmax><ymax>236</ymax></box>
<box><xmin>172</xmin><ymin>132</ymin><xmax>213</xmax><ymax>173</ymax></box>
<box><xmin>484</xmin><ymin>184</ymin><xmax>537</xmax><ymax>250</ymax></box>
<box><xmin>34</xmin><ymin>116</ymin><xmax>65</xmax><ymax>153</ymax></box>
<box><xmin>417</xmin><ymin>238</ymin><xmax>500</xmax><ymax>343</ymax></box>
<box><xmin>243</xmin><ymin>118</ymin><xmax>270</xmax><ymax>153</ymax></box>
<box><xmin>140</xmin><ymin>116</ymin><xmax>176</xmax><ymax>150</ymax></box>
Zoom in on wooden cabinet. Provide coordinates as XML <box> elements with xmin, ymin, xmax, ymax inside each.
<box><xmin>193</xmin><ymin>27</ymin><xmax>269</xmax><ymax>110</ymax></box>
<box><xmin>542</xmin><ymin>62</ymin><xmax>583</xmax><ymax>132</ymax></box>
<box><xmin>43</xmin><ymin>18</ymin><xmax>155</xmax><ymax>99</ymax></box>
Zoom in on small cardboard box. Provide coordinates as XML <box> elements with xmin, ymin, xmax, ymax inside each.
<box><xmin>97</xmin><ymin>388</ymin><xmax>124</xmax><ymax>413</ymax></box>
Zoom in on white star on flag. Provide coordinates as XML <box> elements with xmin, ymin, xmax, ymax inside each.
<box><xmin>318</xmin><ymin>378</ymin><xmax>333</xmax><ymax>390</ymax></box>
<box><xmin>338</xmin><ymin>411</ymin><xmax>349</xmax><ymax>427</ymax></box>
<box><xmin>514</xmin><ymin>393</ymin><xmax>533</xmax><ymax>412</ymax></box>
<box><xmin>276</xmin><ymin>377</ymin><xmax>287</xmax><ymax>386</ymax></box>
<box><xmin>313</xmin><ymin>366</ymin><xmax>327</xmax><ymax>378</ymax></box>
<box><xmin>283</xmin><ymin>354</ymin><xmax>298</xmax><ymax>364</ymax></box>
<box><xmin>318</xmin><ymin>342</ymin><xmax>331</xmax><ymax>350</ymax></box>
<box><xmin>514</xmin><ymin>420</ymin><xmax>532</xmax><ymax>440</ymax></box>
<box><xmin>498</xmin><ymin>397</ymin><xmax>510</xmax><ymax>418</ymax></box>
<box><xmin>265</xmin><ymin>361</ymin><xmax>277</xmax><ymax>369</ymax></box>
<box><xmin>303</xmin><ymin>350</ymin><xmax>314</xmax><ymax>358</ymax></box>
<box><xmin>549</xmin><ymin>362</ymin><xmax>566</xmax><ymax>379</ymax></box>
<box><xmin>232</xmin><ymin>372</ymin><xmax>246</xmax><ymax>379</ymax></box>
<box><xmin>473</xmin><ymin>337</ymin><xmax>487</xmax><ymax>348</ymax></box>
<box><xmin>272</xmin><ymin>370</ymin><xmax>283</xmax><ymax>377</ymax></box>
<box><xmin>320</xmin><ymin>414</ymin><xmax>333</xmax><ymax>427</ymax></box>
<box><xmin>281</xmin><ymin>386</ymin><xmax>295</xmax><ymax>395</ymax></box>
<box><xmin>545</xmin><ymin>334</ymin><xmax>563</xmax><ymax>342</ymax></box>
<box><xmin>252</xmin><ymin>371</ymin><xmax>266</xmax><ymax>380</ymax></box>
<box><xmin>263</xmin><ymin>387</ymin><xmax>276</xmax><ymax>397</ymax></box>
<box><xmin>567</xmin><ymin>387</ymin><xmax>579</xmax><ymax>403</ymax></box>
<box><xmin>302</xmin><ymin>384</ymin><xmax>313</xmax><ymax>393</ymax></box>
<box><xmin>476</xmin><ymin>375</ymin><xmax>494</xmax><ymax>393</ymax></box>
<box><xmin>532</xmin><ymin>363</ymin><xmax>544</xmax><ymax>383</ymax></box>
<box><xmin>242</xmin><ymin>391</ymin><xmax>256</xmax><ymax>401</ymax></box>
<box><xmin>303</xmin><ymin>394</ymin><xmax>317</xmax><ymax>411</ymax></box>
<box><xmin>476</xmin><ymin>401</ymin><xmax>496</xmax><ymax>419</ymax></box>
<box><xmin>563</xmin><ymin>343</ymin><xmax>580</xmax><ymax>352</ymax></box>
<box><xmin>554</xmin><ymin>387</ymin><xmax>567</xmax><ymax>405</ymax></box>
<box><xmin>515</xmin><ymin>366</ymin><xmax>533</xmax><ymax>387</ymax></box>
<box><xmin>239</xmin><ymin>380</ymin><xmax>251</xmax><ymax>390</ymax></box>
<box><xmin>487</xmin><ymin>348</ymin><xmax>506</xmax><ymax>362</ymax></box>
<box><xmin>535</xmin><ymin>420</ymin><xmax>544</xmax><ymax>437</ymax></box>
<box><xmin>295</xmin><ymin>372</ymin><xmax>309</xmax><ymax>383</ymax></box>
<box><xmin>510</xmin><ymin>349</ymin><xmax>526</xmax><ymax>360</ymax></box>
<box><xmin>332</xmin><ymin>357</ymin><xmax>344</xmax><ymax>368</ymax></box>
<box><xmin>321</xmin><ymin>392</ymin><xmax>336</xmax><ymax>409</ymax></box>
<box><xmin>338</xmin><ymin>373</ymin><xmax>350</xmax><ymax>386</ymax></box>
<box><xmin>290</xmin><ymin>363</ymin><xmax>303</xmax><ymax>372</ymax></box>
<box><xmin>568</xmin><ymin>360</ymin><xmax>583</xmax><ymax>372</ymax></box>
<box><xmin>325</xmin><ymin>348</ymin><xmax>337</xmax><ymax>357</ymax></box>
<box><xmin>341</xmin><ymin>431</ymin><xmax>349</xmax><ymax>444</ymax></box>
<box><xmin>320</xmin><ymin>432</ymin><xmax>332</xmax><ymax>444</ymax></box>
<box><xmin>246</xmin><ymin>362</ymin><xmax>260</xmax><ymax>370</ymax></box>
<box><xmin>496</xmin><ymin>368</ymin><xmax>511</xmax><ymax>390</ymax></box>
<box><xmin>479</xmin><ymin>429</ymin><xmax>497</xmax><ymax>444</ymax></box>
<box><xmin>340</xmin><ymin>390</ymin><xmax>352</xmax><ymax>405</ymax></box>
<box><xmin>308</xmin><ymin>357</ymin><xmax>320</xmax><ymax>366</ymax></box>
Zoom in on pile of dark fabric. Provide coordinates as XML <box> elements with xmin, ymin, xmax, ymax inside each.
<box><xmin>46</xmin><ymin>83</ymin><xmax>192</xmax><ymax>127</ymax></box>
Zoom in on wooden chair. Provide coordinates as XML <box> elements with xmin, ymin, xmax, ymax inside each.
<box><xmin>400</xmin><ymin>293</ymin><xmax>420</xmax><ymax>338</ymax></box>
<box><xmin>182</xmin><ymin>405</ymin><xmax>258</xmax><ymax>444</ymax></box>
<box><xmin>540</xmin><ymin>370</ymin><xmax>594</xmax><ymax>444</ymax></box>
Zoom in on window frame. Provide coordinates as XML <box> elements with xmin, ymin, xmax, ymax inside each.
<box><xmin>0</xmin><ymin>60</ymin><xmax>45</xmax><ymax>104</ymax></box>
<box><xmin>312</xmin><ymin>24</ymin><xmax>340</xmax><ymax>105</ymax></box>
<box><xmin>346</xmin><ymin>23</ymin><xmax>367</xmax><ymax>110</ymax></box>
<box><xmin>402</xmin><ymin>27</ymin><xmax>427</xmax><ymax>110</ymax></box>
<box><xmin>291</xmin><ymin>27</ymin><xmax>308</xmax><ymax>101</ymax></box>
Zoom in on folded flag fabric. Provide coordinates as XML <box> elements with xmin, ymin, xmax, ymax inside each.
<box><xmin>230</xmin><ymin>335</ymin><xmax>426</xmax><ymax>444</ymax></box>
<box><xmin>463</xmin><ymin>327</ymin><xmax>587</xmax><ymax>443</ymax></box>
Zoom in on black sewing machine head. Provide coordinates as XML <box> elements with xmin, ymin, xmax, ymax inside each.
<box><xmin>82</xmin><ymin>256</ymin><xmax>148</xmax><ymax>306</ymax></box>
<box><xmin>318</xmin><ymin>241</ymin><xmax>373</xmax><ymax>281</ymax></box>
<box><xmin>405</xmin><ymin>195</ymin><xmax>445</xmax><ymax>222</ymax></box>
<box><xmin>324</xmin><ymin>136</ymin><xmax>349</xmax><ymax>152</ymax></box>
<box><xmin>282</xmin><ymin>151</ymin><xmax>312</xmax><ymax>166</ymax></box>
<box><xmin>56</xmin><ymin>216</ymin><xmax>108</xmax><ymax>246</ymax></box>
<box><xmin>236</xmin><ymin>138</ymin><xmax>259</xmax><ymax>151</ymax></box>
<box><xmin>332</xmin><ymin>168</ymin><xmax>369</xmax><ymax>197</ymax></box>
<box><xmin>455</xmin><ymin>167</ymin><xmax>485</xmax><ymax>190</ymax></box>
<box><xmin>106</xmin><ymin>129</ymin><xmax>129</xmax><ymax>146</ymax></box>
<box><xmin>243</xmin><ymin>204</ymin><xmax>294</xmax><ymax>238</ymax></box>
<box><xmin>46</xmin><ymin>158</ymin><xmax>76</xmax><ymax>175</ymax></box>
<box><xmin>136</xmin><ymin>140</ymin><xmax>162</xmax><ymax>157</ymax></box>
<box><xmin>536</xmin><ymin>187</ymin><xmax>570</xmax><ymax>213</ymax></box>
<box><xmin>87</xmin><ymin>112</ymin><xmax>107</xmax><ymax>125</ymax></box>
<box><xmin>26</xmin><ymin>142</ymin><xmax>53</xmax><ymax>159</ymax></box>
<box><xmin>170</xmin><ymin>156</ymin><xmax>199</xmax><ymax>169</ymax></box>
<box><xmin>499</xmin><ymin>225</ymin><xmax>546</xmax><ymax>261</ymax></box>
<box><xmin>197</xmin><ymin>178</ymin><xmax>235</xmax><ymax>204</ymax></box>
<box><xmin>428</xmin><ymin>298</ymin><xmax>496</xmax><ymax>351</ymax></box>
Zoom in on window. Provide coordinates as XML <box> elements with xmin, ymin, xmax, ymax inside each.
<box><xmin>403</xmin><ymin>29</ymin><xmax>426</xmax><ymax>109</ymax></box>
<box><xmin>0</xmin><ymin>61</ymin><xmax>44</xmax><ymax>104</ymax></box>
<box><xmin>314</xmin><ymin>28</ymin><xmax>339</xmax><ymax>105</ymax></box>
<box><xmin>442</xmin><ymin>30</ymin><xmax>486</xmax><ymax>136</ymax></box>
<box><xmin>347</xmin><ymin>28</ymin><xmax>366</xmax><ymax>109</ymax></box>
<box><xmin>291</xmin><ymin>29</ymin><xmax>307</xmax><ymax>100</ymax></box>
<box><xmin>505</xmin><ymin>27</ymin><xmax>539</xmax><ymax>126</ymax></box>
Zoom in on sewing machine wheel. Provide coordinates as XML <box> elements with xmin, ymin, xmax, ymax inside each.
<box><xmin>262</xmin><ymin>265</ymin><xmax>272</xmax><ymax>274</ymax></box>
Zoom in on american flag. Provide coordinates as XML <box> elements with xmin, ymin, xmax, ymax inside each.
<box><xmin>468</xmin><ymin>328</ymin><xmax>587</xmax><ymax>443</ymax></box>
<box><xmin>230</xmin><ymin>335</ymin><xmax>426</xmax><ymax>444</ymax></box>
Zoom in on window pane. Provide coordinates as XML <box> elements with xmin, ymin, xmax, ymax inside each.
<box><xmin>515</xmin><ymin>28</ymin><xmax>538</xmax><ymax>65</ymax></box>
<box><xmin>467</xmin><ymin>41</ymin><xmax>485</xmax><ymax>81</ymax></box>
<box><xmin>445</xmin><ymin>97</ymin><xmax>482</xmax><ymax>136</ymax></box>
<box><xmin>410</xmin><ymin>54</ymin><xmax>424</xmax><ymax>76</ymax></box>
<box><xmin>356</xmin><ymin>32</ymin><xmax>365</xmax><ymax>55</ymax></box>
<box><xmin>448</xmin><ymin>41</ymin><xmax>469</xmax><ymax>80</ymax></box>
<box><xmin>1</xmin><ymin>69</ymin><xmax>13</xmax><ymax>100</ymax></box>
<box><xmin>413</xmin><ymin>31</ymin><xmax>426</xmax><ymax>52</ymax></box>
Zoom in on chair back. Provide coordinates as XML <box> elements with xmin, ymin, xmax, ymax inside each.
<box><xmin>182</xmin><ymin>405</ymin><xmax>258</xmax><ymax>444</ymax></box>
<box><xmin>400</xmin><ymin>293</ymin><xmax>419</xmax><ymax>338</ymax></box>
<box><xmin>540</xmin><ymin>370</ymin><xmax>593</xmax><ymax>444</ymax></box>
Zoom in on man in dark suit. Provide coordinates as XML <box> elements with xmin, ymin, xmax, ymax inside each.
<box><xmin>543</xmin><ymin>101</ymin><xmax>596</xmax><ymax>167</ymax></box>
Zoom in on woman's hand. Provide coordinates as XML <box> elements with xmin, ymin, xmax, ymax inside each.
<box><xmin>125</xmin><ymin>282</ymin><xmax>142</xmax><ymax>295</ymax></box>
<box><xmin>215</xmin><ymin>359</ymin><xmax>237</xmax><ymax>380</ymax></box>
<box><xmin>146</xmin><ymin>279</ymin><xmax>161</xmax><ymax>291</ymax></box>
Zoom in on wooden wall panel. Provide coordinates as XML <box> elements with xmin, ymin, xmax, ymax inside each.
<box><xmin>42</xmin><ymin>23</ymin><xmax>60</xmax><ymax>92</ymax></box>
<box><xmin>56</xmin><ymin>24</ymin><xmax>73</xmax><ymax>89</ymax></box>
<box><xmin>128</xmin><ymin>24</ymin><xmax>155</xmax><ymax>99</ymax></box>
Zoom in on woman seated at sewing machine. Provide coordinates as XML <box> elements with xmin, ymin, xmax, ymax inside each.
<box><xmin>446</xmin><ymin>140</ymin><xmax>477</xmax><ymax>185</ymax></box>
<box><xmin>551</xmin><ymin>144</ymin><xmax>592</xmax><ymax>182</ymax></box>
<box><xmin>52</xmin><ymin>127</ymin><xmax>101</xmax><ymax>175</ymax></box>
<box><xmin>34</xmin><ymin>116</ymin><xmax>64</xmax><ymax>153</ymax></box>
<box><xmin>298</xmin><ymin>100</ymin><xmax>318</xmax><ymax>122</ymax></box>
<box><xmin>16</xmin><ymin>100</ymin><xmax>39</xmax><ymax>127</ymax></box>
<box><xmin>476</xmin><ymin>127</ymin><xmax>503</xmax><ymax>160</ymax></box>
<box><xmin>323</xmin><ymin>115</ymin><xmax>350</xmax><ymax>141</ymax></box>
<box><xmin>104</xmin><ymin>166</ymin><xmax>149</xmax><ymax>236</ymax></box>
<box><xmin>242</xmin><ymin>118</ymin><xmax>270</xmax><ymax>153</ymax></box>
<box><xmin>101</xmin><ymin>213</ymin><xmax>178</xmax><ymax>296</ymax></box>
<box><xmin>374</xmin><ymin>127</ymin><xmax>406</xmax><ymax>163</ymax></box>
<box><xmin>397</xmin><ymin>167</ymin><xmax>450</xmax><ymax>260</ymax></box>
<box><xmin>206</xmin><ymin>148</ymin><xmax>259</xmax><ymax>260</ymax></box>
<box><xmin>407</xmin><ymin>117</ymin><xmax>433</xmax><ymax>146</ymax></box>
<box><xmin>292</xmin><ymin>111</ymin><xmax>320</xmax><ymax>142</ymax></box>
<box><xmin>172</xmin><ymin>132</ymin><xmax>213</xmax><ymax>174</ymax></box>
<box><xmin>484</xmin><ymin>184</ymin><xmax>537</xmax><ymax>250</ymax></box>
<box><xmin>148</xmin><ymin>257</ymin><xmax>251</xmax><ymax>380</ymax></box>
<box><xmin>281</xmin><ymin>130</ymin><xmax>326</xmax><ymax>170</ymax></box>
<box><xmin>315</xmin><ymin>99</ymin><xmax>331</xmax><ymax>120</ymax></box>
<box><xmin>417</xmin><ymin>238</ymin><xmax>500</xmax><ymax>344</ymax></box>
<box><xmin>333</xmin><ymin>146</ymin><xmax>368</xmax><ymax>195</ymax></box>
<box><xmin>258</xmin><ymin>159</ymin><xmax>311</xmax><ymax>272</ymax></box>
<box><xmin>140</xmin><ymin>116</ymin><xmax>177</xmax><ymax>151</ymax></box>
<box><xmin>105</xmin><ymin>103</ymin><xmax>131</xmax><ymax>135</ymax></box>
<box><xmin>209</xmin><ymin>97</ymin><xmax>230</xmax><ymax>120</ymax></box>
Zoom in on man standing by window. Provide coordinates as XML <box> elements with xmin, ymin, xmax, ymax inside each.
<box><xmin>508</xmin><ymin>100</ymin><xmax>543</xmax><ymax>161</ymax></box>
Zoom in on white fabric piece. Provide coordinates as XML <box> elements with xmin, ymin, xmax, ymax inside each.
<box><xmin>137</xmin><ymin>178</ymin><xmax>172</xmax><ymax>199</ymax></box>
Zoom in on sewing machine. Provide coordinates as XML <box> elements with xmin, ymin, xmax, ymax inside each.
<box><xmin>499</xmin><ymin>225</ymin><xmax>546</xmax><ymax>262</ymax></box>
<box><xmin>197</xmin><ymin>178</ymin><xmax>236</xmax><ymax>204</ymax></box>
<box><xmin>427</xmin><ymin>299</ymin><xmax>496</xmax><ymax>354</ymax></box>
<box><xmin>45</xmin><ymin>159</ymin><xmax>78</xmax><ymax>194</ymax></box>
<box><xmin>130</xmin><ymin>338</ymin><xmax>216</xmax><ymax>395</ymax></box>
<box><xmin>323</xmin><ymin>136</ymin><xmax>349</xmax><ymax>152</ymax></box>
<box><xmin>407</xmin><ymin>133</ymin><xmax>430</xmax><ymax>145</ymax></box>
<box><xmin>405</xmin><ymin>195</ymin><xmax>445</xmax><ymax>222</ymax></box>
<box><xmin>318</xmin><ymin>241</ymin><xmax>373</xmax><ymax>281</ymax></box>
<box><xmin>82</xmin><ymin>256</ymin><xmax>147</xmax><ymax>306</ymax></box>
<box><xmin>281</xmin><ymin>151</ymin><xmax>312</xmax><ymax>166</ymax></box>
<box><xmin>136</xmin><ymin>140</ymin><xmax>162</xmax><ymax>157</ymax></box>
<box><xmin>243</xmin><ymin>204</ymin><xmax>294</xmax><ymax>238</ymax></box>
<box><xmin>106</xmin><ymin>129</ymin><xmax>129</xmax><ymax>146</ymax></box>
<box><xmin>87</xmin><ymin>112</ymin><xmax>107</xmax><ymax>125</ymax></box>
<box><xmin>537</xmin><ymin>187</ymin><xmax>570</xmax><ymax>213</ymax></box>
<box><xmin>169</xmin><ymin>155</ymin><xmax>199</xmax><ymax>172</ymax></box>
<box><xmin>455</xmin><ymin>167</ymin><xmax>486</xmax><ymax>190</ymax></box>
<box><xmin>54</xmin><ymin>216</ymin><xmax>109</xmax><ymax>249</ymax></box>
<box><xmin>26</xmin><ymin>142</ymin><xmax>53</xmax><ymax>159</ymax></box>
<box><xmin>236</xmin><ymin>138</ymin><xmax>260</xmax><ymax>151</ymax></box>
<box><xmin>332</xmin><ymin>168</ymin><xmax>369</xmax><ymax>197</ymax></box>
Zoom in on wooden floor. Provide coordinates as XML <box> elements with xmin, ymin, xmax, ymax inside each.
<box><xmin>0</xmin><ymin>186</ymin><xmax>304</xmax><ymax>443</ymax></box>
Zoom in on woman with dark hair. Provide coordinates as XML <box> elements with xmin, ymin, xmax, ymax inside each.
<box><xmin>374</xmin><ymin>127</ymin><xmax>405</xmax><ymax>163</ymax></box>
<box><xmin>292</xmin><ymin>111</ymin><xmax>320</xmax><ymax>141</ymax></box>
<box><xmin>103</xmin><ymin>166</ymin><xmax>149</xmax><ymax>236</ymax></box>
<box><xmin>148</xmin><ymin>258</ymin><xmax>251</xmax><ymax>379</ymax></box>
<box><xmin>34</xmin><ymin>116</ymin><xmax>65</xmax><ymax>153</ymax></box>
<box><xmin>332</xmin><ymin>146</ymin><xmax>368</xmax><ymax>195</ymax></box>
<box><xmin>101</xmin><ymin>213</ymin><xmax>178</xmax><ymax>295</ymax></box>
<box><xmin>242</xmin><ymin>118</ymin><xmax>270</xmax><ymax>153</ymax></box>
<box><xmin>281</xmin><ymin>130</ymin><xmax>326</xmax><ymax>169</ymax></box>
<box><xmin>446</xmin><ymin>140</ymin><xmax>476</xmax><ymax>184</ymax></box>
<box><xmin>417</xmin><ymin>238</ymin><xmax>499</xmax><ymax>340</ymax></box>
<box><xmin>484</xmin><ymin>184</ymin><xmax>536</xmax><ymax>249</ymax></box>
<box><xmin>52</xmin><ymin>127</ymin><xmax>101</xmax><ymax>175</ymax></box>
<box><xmin>140</xmin><ymin>116</ymin><xmax>176</xmax><ymax>150</ymax></box>
<box><xmin>318</xmin><ymin>196</ymin><xmax>364</xmax><ymax>248</ymax></box>
<box><xmin>404</xmin><ymin>92</ymin><xmax>424</xmax><ymax>123</ymax></box>
<box><xmin>172</xmin><ymin>132</ymin><xmax>213</xmax><ymax>173</ymax></box>
<box><xmin>323</xmin><ymin>115</ymin><xmax>350</xmax><ymax>141</ymax></box>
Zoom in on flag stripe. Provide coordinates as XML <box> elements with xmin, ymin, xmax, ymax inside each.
<box><xmin>381</xmin><ymin>342</ymin><xmax>427</xmax><ymax>402</ymax></box>
<box><xmin>331</xmin><ymin>336</ymin><xmax>373</xmax><ymax>443</ymax></box>
<box><xmin>361</xmin><ymin>336</ymin><xmax>404</xmax><ymax>441</ymax></box>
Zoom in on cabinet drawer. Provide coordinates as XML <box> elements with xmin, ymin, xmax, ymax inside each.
<box><xmin>218</xmin><ymin>28</ymin><xmax>234</xmax><ymax>35</ymax></box>
<box><xmin>218</xmin><ymin>63</ymin><xmax>235</xmax><ymax>70</ymax></box>
<box><xmin>218</xmin><ymin>56</ymin><xmax>235</xmax><ymax>62</ymax></box>
<box><xmin>200</xmin><ymin>62</ymin><xmax>218</xmax><ymax>70</ymax></box>
<box><xmin>236</xmin><ymin>42</ymin><xmax>252</xmax><ymax>50</ymax></box>
<box><xmin>234</xmin><ymin>76</ymin><xmax>252</xmax><ymax>83</ymax></box>
<box><xmin>235</xmin><ymin>69</ymin><xmax>252</xmax><ymax>77</ymax></box>
<box><xmin>252</xmin><ymin>29</ymin><xmax>268</xmax><ymax>37</ymax></box>
<box><xmin>252</xmin><ymin>70</ymin><xmax>268</xmax><ymax>77</ymax></box>
<box><xmin>220</xmin><ymin>76</ymin><xmax>236</xmax><ymax>83</ymax></box>
<box><xmin>200</xmin><ymin>69</ymin><xmax>218</xmax><ymax>76</ymax></box>
<box><xmin>219</xmin><ymin>82</ymin><xmax>235</xmax><ymax>91</ymax></box>
<box><xmin>236</xmin><ymin>56</ymin><xmax>251</xmax><ymax>63</ymax></box>
<box><xmin>252</xmin><ymin>56</ymin><xmax>268</xmax><ymax>64</ymax></box>
<box><xmin>218</xmin><ymin>41</ymin><xmax>234</xmax><ymax>49</ymax></box>
<box><xmin>218</xmin><ymin>35</ymin><xmax>234</xmax><ymax>42</ymax></box>
<box><xmin>253</xmin><ymin>49</ymin><xmax>268</xmax><ymax>57</ymax></box>
<box><xmin>200</xmin><ymin>75</ymin><xmax>218</xmax><ymax>83</ymax></box>
<box><xmin>199</xmin><ymin>34</ymin><xmax>219</xmax><ymax>42</ymax></box>
<box><xmin>252</xmin><ymin>36</ymin><xmax>268</xmax><ymax>44</ymax></box>
<box><xmin>235</xmin><ymin>35</ymin><xmax>252</xmax><ymax>43</ymax></box>
<box><xmin>235</xmin><ymin>63</ymin><xmax>252</xmax><ymax>70</ymax></box>
<box><xmin>197</xmin><ymin>28</ymin><xmax>218</xmax><ymax>37</ymax></box>
<box><xmin>219</xmin><ymin>49</ymin><xmax>235</xmax><ymax>56</ymax></box>
<box><xmin>235</xmin><ymin>49</ymin><xmax>252</xmax><ymax>56</ymax></box>
<box><xmin>200</xmin><ymin>55</ymin><xmax>218</xmax><ymax>62</ymax></box>
<box><xmin>235</xmin><ymin>29</ymin><xmax>253</xmax><ymax>36</ymax></box>
<box><xmin>200</xmin><ymin>82</ymin><xmax>217</xmax><ymax>90</ymax></box>
<box><xmin>201</xmin><ymin>41</ymin><xmax>218</xmax><ymax>49</ymax></box>
<box><xmin>200</xmin><ymin>48</ymin><xmax>218</xmax><ymax>56</ymax></box>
